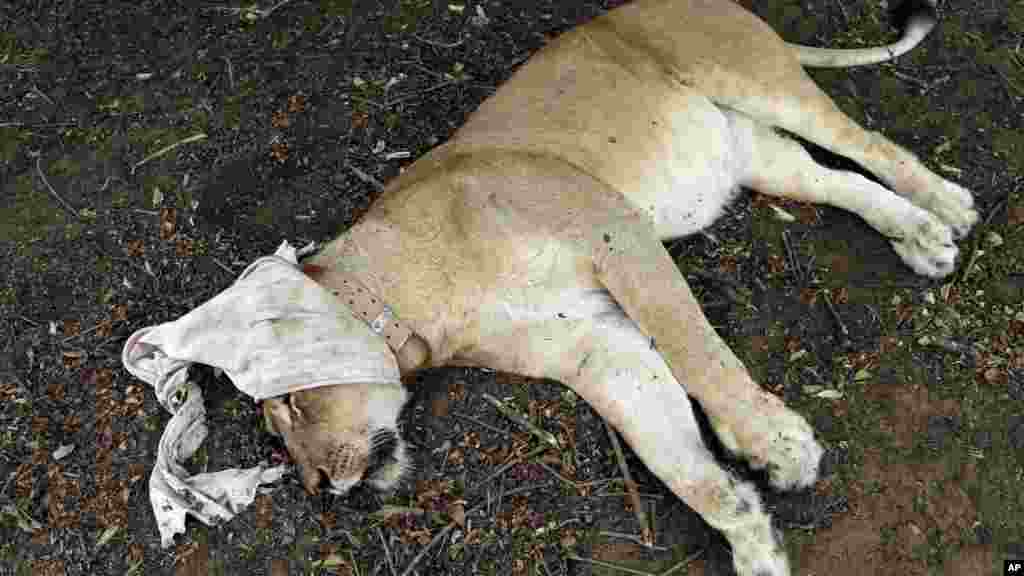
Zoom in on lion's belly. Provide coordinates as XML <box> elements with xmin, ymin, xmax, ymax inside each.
<box><xmin>453</xmin><ymin>282</ymin><xmax>628</xmax><ymax>376</ymax></box>
<box><xmin>618</xmin><ymin>105</ymin><xmax>748</xmax><ymax>241</ymax></box>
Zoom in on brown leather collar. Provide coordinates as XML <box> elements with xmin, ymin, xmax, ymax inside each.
<box><xmin>301</xmin><ymin>263</ymin><xmax>414</xmax><ymax>354</ymax></box>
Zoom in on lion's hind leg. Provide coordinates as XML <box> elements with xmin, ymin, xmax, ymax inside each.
<box><xmin>716</xmin><ymin>69</ymin><xmax>978</xmax><ymax>239</ymax></box>
<box><xmin>729</xmin><ymin>111</ymin><xmax>960</xmax><ymax>278</ymax></box>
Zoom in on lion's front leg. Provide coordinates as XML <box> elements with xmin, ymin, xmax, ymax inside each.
<box><xmin>553</xmin><ymin>313</ymin><xmax>790</xmax><ymax>576</ymax></box>
<box><xmin>586</xmin><ymin>215</ymin><xmax>824</xmax><ymax>492</ymax></box>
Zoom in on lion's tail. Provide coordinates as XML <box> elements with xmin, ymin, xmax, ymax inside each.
<box><xmin>788</xmin><ymin>0</ymin><xmax>938</xmax><ymax>68</ymax></box>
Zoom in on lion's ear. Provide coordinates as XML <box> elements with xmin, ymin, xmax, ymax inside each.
<box><xmin>262</xmin><ymin>396</ymin><xmax>294</xmax><ymax>435</ymax></box>
<box><xmin>287</xmin><ymin>393</ymin><xmax>310</xmax><ymax>424</ymax></box>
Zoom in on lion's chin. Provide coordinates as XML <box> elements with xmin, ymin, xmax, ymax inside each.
<box><xmin>324</xmin><ymin>428</ymin><xmax>411</xmax><ymax>496</ymax></box>
<box><xmin>364</xmin><ymin>432</ymin><xmax>411</xmax><ymax>492</ymax></box>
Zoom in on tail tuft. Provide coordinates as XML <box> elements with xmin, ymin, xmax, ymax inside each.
<box><xmin>789</xmin><ymin>0</ymin><xmax>940</xmax><ymax>68</ymax></box>
<box><xmin>888</xmin><ymin>0</ymin><xmax>938</xmax><ymax>34</ymax></box>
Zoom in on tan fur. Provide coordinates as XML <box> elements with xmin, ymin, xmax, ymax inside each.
<box><xmin>264</xmin><ymin>2</ymin><xmax>976</xmax><ymax>574</ymax></box>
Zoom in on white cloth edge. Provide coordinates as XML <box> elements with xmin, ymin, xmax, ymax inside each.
<box><xmin>121</xmin><ymin>241</ymin><xmax>400</xmax><ymax>547</ymax></box>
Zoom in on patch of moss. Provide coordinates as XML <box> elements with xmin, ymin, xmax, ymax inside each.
<box><xmin>322</xmin><ymin>0</ymin><xmax>354</xmax><ymax>19</ymax></box>
<box><xmin>991</xmin><ymin>128</ymin><xmax>1024</xmax><ymax>177</ymax></box>
<box><xmin>302</xmin><ymin>12</ymin><xmax>323</xmax><ymax>33</ymax></box>
<box><xmin>0</xmin><ymin>286</ymin><xmax>15</xmax><ymax>306</ymax></box>
<box><xmin>271</xmin><ymin>28</ymin><xmax>292</xmax><ymax>50</ymax></box>
<box><xmin>384</xmin><ymin>0</ymin><xmax>432</xmax><ymax>34</ymax></box>
<box><xmin>251</xmin><ymin>204</ymin><xmax>277</xmax><ymax>227</ymax></box>
<box><xmin>191</xmin><ymin>61</ymin><xmax>209</xmax><ymax>83</ymax></box>
<box><xmin>96</xmin><ymin>94</ymin><xmax>144</xmax><ymax>115</ymax></box>
<box><xmin>140</xmin><ymin>173</ymin><xmax>179</xmax><ymax>208</ymax></box>
<box><xmin>60</xmin><ymin>125</ymin><xmax>114</xmax><ymax>150</ymax></box>
<box><xmin>0</xmin><ymin>174</ymin><xmax>69</xmax><ymax>245</ymax></box>
<box><xmin>0</xmin><ymin>127</ymin><xmax>30</xmax><ymax>164</ymax></box>
<box><xmin>223</xmin><ymin>77</ymin><xmax>260</xmax><ymax>130</ymax></box>
<box><xmin>0</xmin><ymin>31</ymin><xmax>49</xmax><ymax>66</ymax></box>
<box><xmin>285</xmin><ymin>530</ymin><xmax>318</xmax><ymax>574</ymax></box>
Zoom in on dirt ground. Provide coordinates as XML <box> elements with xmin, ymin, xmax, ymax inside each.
<box><xmin>1</xmin><ymin>1</ymin><xmax>1022</xmax><ymax>575</ymax></box>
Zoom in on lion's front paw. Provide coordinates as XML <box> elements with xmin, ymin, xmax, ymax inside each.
<box><xmin>925</xmin><ymin>180</ymin><xmax>978</xmax><ymax>239</ymax></box>
<box><xmin>730</xmin><ymin>519</ymin><xmax>791</xmax><ymax>576</ymax></box>
<box><xmin>747</xmin><ymin>413</ymin><xmax>824</xmax><ymax>491</ymax></box>
<box><xmin>890</xmin><ymin>207</ymin><xmax>958</xmax><ymax>278</ymax></box>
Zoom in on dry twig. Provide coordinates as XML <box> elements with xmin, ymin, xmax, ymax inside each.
<box><xmin>468</xmin><ymin>444</ymin><xmax>549</xmax><ymax>494</ymax></box>
<box><xmin>452</xmin><ymin>411</ymin><xmax>511</xmax><ymax>436</ymax></box>
<box><xmin>131</xmin><ymin>133</ymin><xmax>207</xmax><ymax>175</ymax></box>
<box><xmin>565</xmin><ymin>555</ymin><xmax>655</xmax><ymax>576</ymax></box>
<box><xmin>399</xmin><ymin>520</ymin><xmax>457</xmax><ymax>576</ymax></box>
<box><xmin>346</xmin><ymin>162</ymin><xmax>385</xmax><ymax>191</ymax></box>
<box><xmin>205</xmin><ymin>0</ymin><xmax>296</xmax><ymax>20</ymax></box>
<box><xmin>535</xmin><ymin>460</ymin><xmax>578</xmax><ymax>492</ymax></box>
<box><xmin>603</xmin><ymin>421</ymin><xmax>653</xmax><ymax>547</ymax></box>
<box><xmin>823</xmin><ymin>289</ymin><xmax>852</xmax><ymax>347</ymax></box>
<box><xmin>60</xmin><ymin>322</ymin><xmax>106</xmax><ymax>343</ymax></box>
<box><xmin>35</xmin><ymin>157</ymin><xmax>79</xmax><ymax>218</ymax></box>
<box><xmin>412</xmin><ymin>33</ymin><xmax>465</xmax><ymax>48</ymax></box>
<box><xmin>481</xmin><ymin>393</ymin><xmax>560</xmax><ymax>449</ymax></box>
<box><xmin>781</xmin><ymin>230</ymin><xmax>804</xmax><ymax>283</ymax></box>
<box><xmin>955</xmin><ymin>189</ymin><xmax>1011</xmax><ymax>285</ymax></box>
<box><xmin>376</xmin><ymin>527</ymin><xmax>397</xmax><ymax>576</ymax></box>
<box><xmin>659</xmin><ymin>549</ymin><xmax>705</xmax><ymax>576</ymax></box>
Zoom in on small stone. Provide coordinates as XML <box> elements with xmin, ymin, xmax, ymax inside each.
<box><xmin>926</xmin><ymin>415</ymin><xmax>958</xmax><ymax>451</ymax></box>
<box><xmin>769</xmin><ymin>204</ymin><xmax>796</xmax><ymax>222</ymax></box>
<box><xmin>974</xmin><ymin>522</ymin><xmax>993</xmax><ymax>545</ymax></box>
<box><xmin>973</xmin><ymin>429</ymin><xmax>993</xmax><ymax>450</ymax></box>
<box><xmin>1010</xmin><ymin>421</ymin><xmax>1024</xmax><ymax>451</ymax></box>
<box><xmin>986</xmin><ymin>231</ymin><xmax>1004</xmax><ymax>247</ymax></box>
<box><xmin>813</xmin><ymin>413</ymin><xmax>835</xmax><ymax>435</ymax></box>
<box><xmin>1009</xmin><ymin>374</ymin><xmax>1024</xmax><ymax>401</ymax></box>
<box><xmin>52</xmin><ymin>444</ymin><xmax>75</xmax><ymax>460</ymax></box>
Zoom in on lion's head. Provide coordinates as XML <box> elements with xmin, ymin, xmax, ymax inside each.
<box><xmin>262</xmin><ymin>381</ymin><xmax>410</xmax><ymax>495</ymax></box>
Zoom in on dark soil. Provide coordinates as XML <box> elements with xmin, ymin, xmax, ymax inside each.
<box><xmin>2</xmin><ymin>1</ymin><xmax>1022</xmax><ymax>575</ymax></box>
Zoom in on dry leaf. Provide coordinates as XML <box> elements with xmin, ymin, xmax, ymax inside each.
<box><xmin>159</xmin><ymin>207</ymin><xmax>176</xmax><ymax>240</ymax></box>
<box><xmin>982</xmin><ymin>366</ymin><xmax>1005</xmax><ymax>385</ymax></box>
<box><xmin>447</xmin><ymin>500</ymin><xmax>466</xmax><ymax>527</ymax></box>
<box><xmin>833</xmin><ymin>286</ymin><xmax>849</xmax><ymax>305</ymax></box>
<box><xmin>125</xmin><ymin>239</ymin><xmax>145</xmax><ymax>257</ymax></box>
<box><xmin>287</xmin><ymin>94</ymin><xmax>306</xmax><ymax>113</ymax></box>
<box><xmin>1008</xmin><ymin>203</ymin><xmax>1024</xmax><ymax>226</ymax></box>
<box><xmin>175</xmin><ymin>237</ymin><xmax>194</xmax><ymax>257</ymax></box>
<box><xmin>271</xmin><ymin>110</ymin><xmax>290</xmax><ymax>129</ymax></box>
<box><xmin>270</xmin><ymin>141</ymin><xmax>289</xmax><ymax>163</ymax></box>
<box><xmin>769</xmin><ymin>204</ymin><xmax>796</xmax><ymax>222</ymax></box>
<box><xmin>62</xmin><ymin>319</ymin><xmax>81</xmax><ymax>337</ymax></box>
<box><xmin>352</xmin><ymin>110</ymin><xmax>369</xmax><ymax>130</ymax></box>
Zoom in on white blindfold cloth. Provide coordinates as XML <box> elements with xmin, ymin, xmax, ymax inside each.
<box><xmin>122</xmin><ymin>241</ymin><xmax>401</xmax><ymax>547</ymax></box>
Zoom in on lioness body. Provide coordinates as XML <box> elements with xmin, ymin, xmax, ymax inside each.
<box><xmin>264</xmin><ymin>1</ymin><xmax>977</xmax><ymax>574</ymax></box>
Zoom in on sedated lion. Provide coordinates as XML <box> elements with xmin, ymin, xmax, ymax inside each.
<box><xmin>259</xmin><ymin>1</ymin><xmax>978</xmax><ymax>574</ymax></box>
